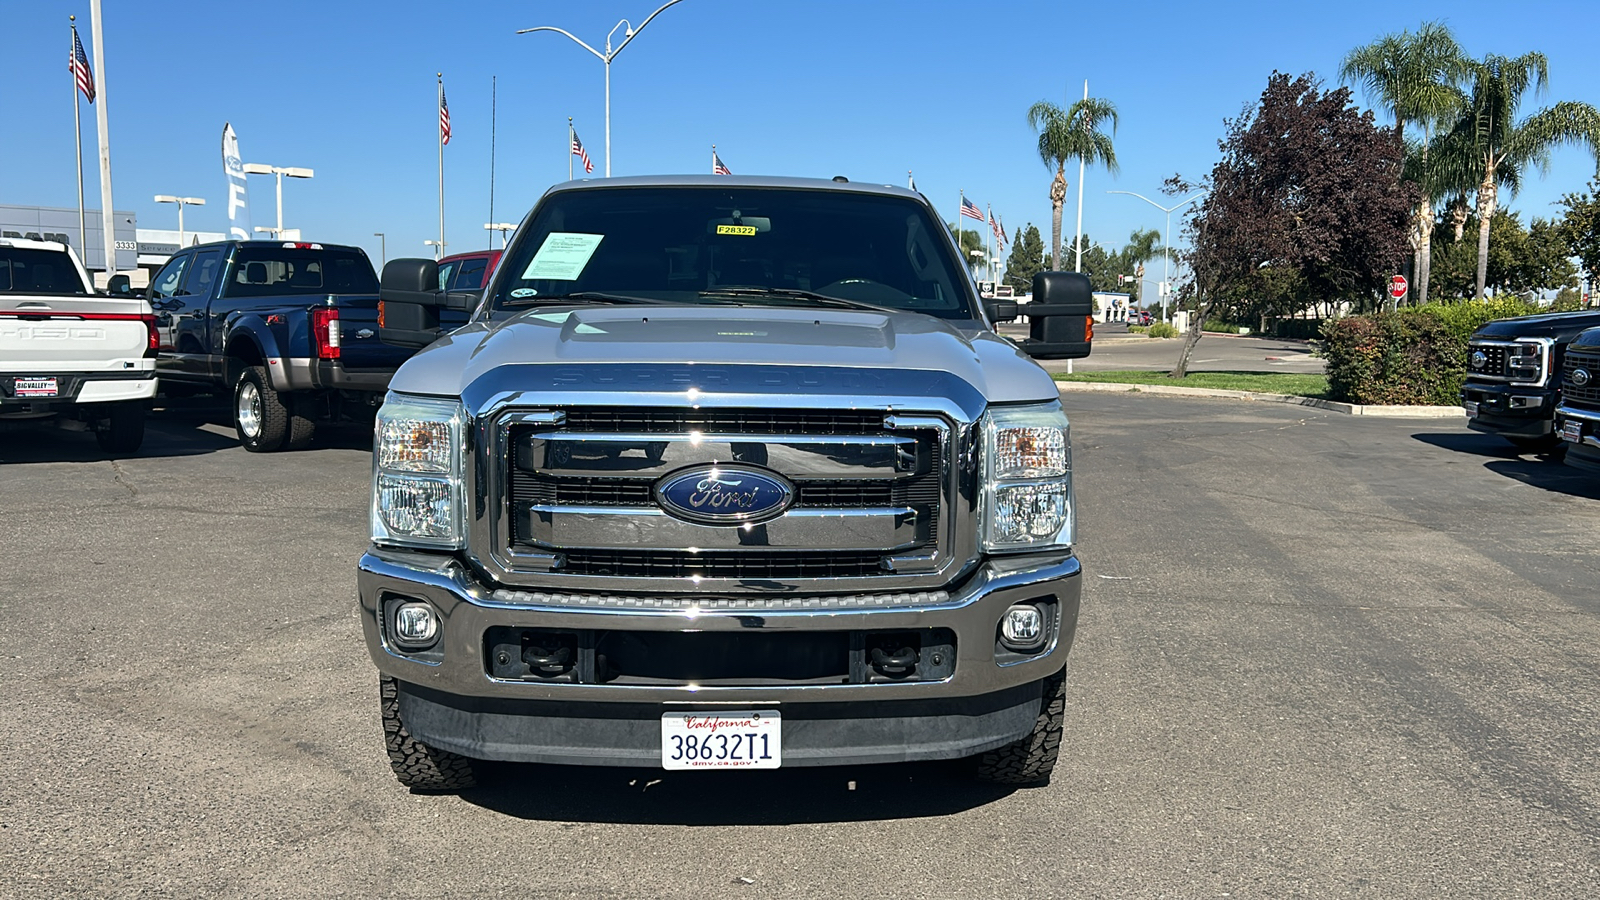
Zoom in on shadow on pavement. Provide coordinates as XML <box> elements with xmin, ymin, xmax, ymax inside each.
<box><xmin>1413</xmin><ymin>431</ymin><xmax>1600</xmax><ymax>500</ymax></box>
<box><xmin>460</xmin><ymin>759</ymin><xmax>1020</xmax><ymax>824</ymax></box>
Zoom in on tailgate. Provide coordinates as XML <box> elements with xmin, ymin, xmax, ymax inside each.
<box><xmin>333</xmin><ymin>294</ymin><xmax>415</xmax><ymax>371</ymax></box>
<box><xmin>0</xmin><ymin>296</ymin><xmax>154</xmax><ymax>373</ymax></box>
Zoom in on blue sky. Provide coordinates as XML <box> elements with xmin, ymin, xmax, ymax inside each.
<box><xmin>5</xmin><ymin>0</ymin><xmax>1599</xmax><ymax>272</ymax></box>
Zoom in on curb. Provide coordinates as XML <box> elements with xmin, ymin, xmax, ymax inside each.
<box><xmin>1055</xmin><ymin>380</ymin><xmax>1464</xmax><ymax>418</ymax></box>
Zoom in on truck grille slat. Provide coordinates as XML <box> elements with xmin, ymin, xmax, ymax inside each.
<box><xmin>559</xmin><ymin>551</ymin><xmax>885</xmax><ymax>579</ymax></box>
<box><xmin>560</xmin><ymin>408</ymin><xmax>887</xmax><ymax>435</ymax></box>
<box><xmin>1563</xmin><ymin>350</ymin><xmax>1600</xmax><ymax>404</ymax></box>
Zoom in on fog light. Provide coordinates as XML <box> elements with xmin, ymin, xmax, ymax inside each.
<box><xmin>393</xmin><ymin>602</ymin><xmax>438</xmax><ymax>645</ymax></box>
<box><xmin>1000</xmin><ymin>604</ymin><xmax>1044</xmax><ymax>649</ymax></box>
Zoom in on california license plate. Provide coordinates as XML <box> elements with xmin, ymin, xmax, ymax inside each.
<box><xmin>1463</xmin><ymin>401</ymin><xmax>1479</xmax><ymax>417</ymax></box>
<box><xmin>661</xmin><ymin>710</ymin><xmax>781</xmax><ymax>770</ymax></box>
<box><xmin>1559</xmin><ymin>419</ymin><xmax>1583</xmax><ymax>444</ymax></box>
<box><xmin>14</xmin><ymin>377</ymin><xmax>57</xmax><ymax>398</ymax></box>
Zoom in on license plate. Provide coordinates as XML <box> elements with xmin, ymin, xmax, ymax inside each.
<box><xmin>1559</xmin><ymin>419</ymin><xmax>1583</xmax><ymax>444</ymax></box>
<box><xmin>14</xmin><ymin>377</ymin><xmax>58</xmax><ymax>398</ymax></box>
<box><xmin>1464</xmin><ymin>401</ymin><xmax>1479</xmax><ymax>417</ymax></box>
<box><xmin>661</xmin><ymin>710</ymin><xmax>781</xmax><ymax>770</ymax></box>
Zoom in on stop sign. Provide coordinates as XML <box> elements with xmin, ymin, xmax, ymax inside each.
<box><xmin>1389</xmin><ymin>275</ymin><xmax>1408</xmax><ymax>300</ymax></box>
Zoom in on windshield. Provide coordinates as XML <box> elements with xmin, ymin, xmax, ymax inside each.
<box><xmin>225</xmin><ymin>247</ymin><xmax>378</xmax><ymax>297</ymax></box>
<box><xmin>0</xmin><ymin>248</ymin><xmax>86</xmax><ymax>294</ymax></box>
<box><xmin>489</xmin><ymin>186</ymin><xmax>975</xmax><ymax>319</ymax></box>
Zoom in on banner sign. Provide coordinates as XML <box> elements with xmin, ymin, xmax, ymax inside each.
<box><xmin>222</xmin><ymin>123</ymin><xmax>251</xmax><ymax>241</ymax></box>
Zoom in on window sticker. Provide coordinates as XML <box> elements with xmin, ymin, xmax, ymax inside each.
<box><xmin>716</xmin><ymin>224</ymin><xmax>757</xmax><ymax>237</ymax></box>
<box><xmin>522</xmin><ymin>233</ymin><xmax>604</xmax><ymax>280</ymax></box>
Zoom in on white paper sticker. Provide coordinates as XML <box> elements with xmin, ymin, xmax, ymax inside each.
<box><xmin>522</xmin><ymin>233</ymin><xmax>604</xmax><ymax>281</ymax></box>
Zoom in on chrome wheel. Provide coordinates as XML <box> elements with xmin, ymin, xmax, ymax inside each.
<box><xmin>236</xmin><ymin>380</ymin><xmax>262</xmax><ymax>439</ymax></box>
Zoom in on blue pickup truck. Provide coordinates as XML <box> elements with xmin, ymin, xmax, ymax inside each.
<box><xmin>146</xmin><ymin>240</ymin><xmax>417</xmax><ymax>451</ymax></box>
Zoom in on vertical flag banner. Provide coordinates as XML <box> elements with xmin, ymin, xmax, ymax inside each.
<box><xmin>439</xmin><ymin>85</ymin><xmax>452</xmax><ymax>145</ymax></box>
<box><xmin>71</xmin><ymin>26</ymin><xmax>96</xmax><ymax>102</ymax></box>
<box><xmin>222</xmin><ymin>123</ymin><xmax>251</xmax><ymax>242</ymax></box>
<box><xmin>712</xmin><ymin>147</ymin><xmax>730</xmax><ymax>176</ymax></box>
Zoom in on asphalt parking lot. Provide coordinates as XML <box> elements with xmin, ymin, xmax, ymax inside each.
<box><xmin>3</xmin><ymin>393</ymin><xmax>1599</xmax><ymax>898</ymax></box>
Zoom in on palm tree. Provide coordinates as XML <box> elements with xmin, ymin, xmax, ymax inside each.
<box><xmin>1340</xmin><ymin>21</ymin><xmax>1469</xmax><ymax>306</ymax></box>
<box><xmin>1028</xmin><ymin>96</ymin><xmax>1119</xmax><ymax>271</ymax></box>
<box><xmin>1433</xmin><ymin>52</ymin><xmax>1600</xmax><ymax>299</ymax></box>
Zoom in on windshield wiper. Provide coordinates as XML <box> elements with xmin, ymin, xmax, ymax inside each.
<box><xmin>697</xmin><ymin>287</ymin><xmax>895</xmax><ymax>313</ymax></box>
<box><xmin>501</xmin><ymin>291</ymin><xmax>668</xmax><ymax>307</ymax></box>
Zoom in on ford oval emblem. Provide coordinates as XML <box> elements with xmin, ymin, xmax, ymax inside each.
<box><xmin>1573</xmin><ymin>368</ymin><xmax>1592</xmax><ymax>387</ymax></box>
<box><xmin>654</xmin><ymin>465</ymin><xmax>794</xmax><ymax>525</ymax></box>
<box><xmin>1470</xmin><ymin>350</ymin><xmax>1487</xmax><ymax>369</ymax></box>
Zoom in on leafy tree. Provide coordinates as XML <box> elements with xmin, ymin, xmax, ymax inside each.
<box><xmin>1027</xmin><ymin>96</ymin><xmax>1119</xmax><ymax>271</ymax></box>
<box><xmin>1558</xmin><ymin>180</ymin><xmax>1600</xmax><ymax>283</ymax></box>
<box><xmin>947</xmin><ymin>222</ymin><xmax>986</xmax><ymax>275</ymax></box>
<box><xmin>1341</xmin><ymin>21</ymin><xmax>1469</xmax><ymax>305</ymax></box>
<box><xmin>1003</xmin><ymin>224</ymin><xmax>1045</xmax><ymax>294</ymax></box>
<box><xmin>1432</xmin><ymin>52</ymin><xmax>1600</xmax><ymax>299</ymax></box>
<box><xmin>1426</xmin><ymin>211</ymin><xmax>1575</xmax><ymax>298</ymax></box>
<box><xmin>1171</xmin><ymin>72</ymin><xmax>1416</xmax><ymax>377</ymax></box>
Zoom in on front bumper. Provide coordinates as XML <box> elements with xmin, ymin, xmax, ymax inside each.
<box><xmin>1462</xmin><ymin>382</ymin><xmax>1556</xmax><ymax>437</ymax></box>
<box><xmin>1555</xmin><ymin>404</ymin><xmax>1600</xmax><ymax>472</ymax></box>
<box><xmin>358</xmin><ymin>548</ymin><xmax>1082</xmax><ymax>766</ymax></box>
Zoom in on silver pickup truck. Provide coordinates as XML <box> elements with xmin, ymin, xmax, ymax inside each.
<box><xmin>360</xmin><ymin>175</ymin><xmax>1093</xmax><ymax>789</ymax></box>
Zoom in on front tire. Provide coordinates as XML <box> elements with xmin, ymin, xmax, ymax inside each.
<box><xmin>974</xmin><ymin>667</ymin><xmax>1067</xmax><ymax>785</ymax></box>
<box><xmin>380</xmin><ymin>677</ymin><xmax>476</xmax><ymax>791</ymax></box>
<box><xmin>94</xmin><ymin>401</ymin><xmax>146</xmax><ymax>454</ymax></box>
<box><xmin>234</xmin><ymin>365</ymin><xmax>288</xmax><ymax>452</ymax></box>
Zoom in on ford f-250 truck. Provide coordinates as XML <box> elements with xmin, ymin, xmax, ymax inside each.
<box><xmin>1462</xmin><ymin>310</ymin><xmax>1600</xmax><ymax>451</ymax></box>
<box><xmin>360</xmin><ymin>175</ymin><xmax>1094</xmax><ymax>789</ymax></box>
<box><xmin>146</xmin><ymin>240</ymin><xmax>420</xmax><ymax>451</ymax></box>
<box><xmin>1554</xmin><ymin>325</ymin><xmax>1600</xmax><ymax>471</ymax></box>
<box><xmin>1</xmin><ymin>238</ymin><xmax>157</xmax><ymax>453</ymax></box>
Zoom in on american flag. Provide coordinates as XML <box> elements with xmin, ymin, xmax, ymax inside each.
<box><xmin>992</xmin><ymin>212</ymin><xmax>1006</xmax><ymax>253</ymax></box>
<box><xmin>439</xmin><ymin>86</ymin><xmax>451</xmax><ymax>145</ymax></box>
<box><xmin>571</xmin><ymin>129</ymin><xmax>593</xmax><ymax>174</ymax></box>
<box><xmin>960</xmin><ymin>196</ymin><xmax>984</xmax><ymax>221</ymax></box>
<box><xmin>70</xmin><ymin>27</ymin><xmax>95</xmax><ymax>103</ymax></box>
<box><xmin>712</xmin><ymin>150</ymin><xmax>731</xmax><ymax>176</ymax></box>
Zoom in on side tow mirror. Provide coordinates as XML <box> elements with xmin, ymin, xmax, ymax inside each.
<box><xmin>106</xmin><ymin>273</ymin><xmax>132</xmax><ymax>296</ymax></box>
<box><xmin>1021</xmin><ymin>271</ymin><xmax>1093</xmax><ymax>360</ymax></box>
<box><xmin>378</xmin><ymin>258</ymin><xmax>449</xmax><ymax>349</ymax></box>
<box><xmin>984</xmin><ymin>300</ymin><xmax>1018</xmax><ymax>323</ymax></box>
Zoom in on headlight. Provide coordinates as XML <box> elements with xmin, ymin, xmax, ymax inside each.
<box><xmin>981</xmin><ymin>402</ymin><xmax>1073</xmax><ymax>552</ymax></box>
<box><xmin>372</xmin><ymin>393</ymin><xmax>466</xmax><ymax>549</ymax></box>
<box><xmin>1507</xmin><ymin>340</ymin><xmax>1547</xmax><ymax>382</ymax></box>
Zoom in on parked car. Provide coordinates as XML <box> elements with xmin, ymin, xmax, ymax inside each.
<box><xmin>1461</xmin><ymin>310</ymin><xmax>1600</xmax><ymax>451</ymax></box>
<box><xmin>1133</xmin><ymin>310</ymin><xmax>1153</xmax><ymax>326</ymax></box>
<box><xmin>0</xmin><ymin>238</ymin><xmax>156</xmax><ymax>452</ymax></box>
<box><xmin>435</xmin><ymin>249</ymin><xmax>501</xmax><ymax>296</ymax></box>
<box><xmin>145</xmin><ymin>240</ymin><xmax>464</xmax><ymax>451</ymax></box>
<box><xmin>360</xmin><ymin>174</ymin><xmax>1095</xmax><ymax>791</ymax></box>
<box><xmin>1554</xmin><ymin>325</ymin><xmax>1600</xmax><ymax>471</ymax></box>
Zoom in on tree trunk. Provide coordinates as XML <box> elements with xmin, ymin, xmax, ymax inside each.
<box><xmin>1171</xmin><ymin>297</ymin><xmax>1212</xmax><ymax>378</ymax></box>
<box><xmin>1451</xmin><ymin>202</ymin><xmax>1468</xmax><ymax>242</ymax></box>
<box><xmin>1474</xmin><ymin>169</ymin><xmax>1497</xmax><ymax>301</ymax></box>
<box><xmin>1417</xmin><ymin>191</ymin><xmax>1434</xmax><ymax>306</ymax></box>
<box><xmin>1049</xmin><ymin>166</ymin><xmax>1067</xmax><ymax>271</ymax></box>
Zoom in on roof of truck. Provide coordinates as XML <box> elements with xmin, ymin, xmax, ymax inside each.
<box><xmin>544</xmin><ymin>174</ymin><xmax>924</xmax><ymax>200</ymax></box>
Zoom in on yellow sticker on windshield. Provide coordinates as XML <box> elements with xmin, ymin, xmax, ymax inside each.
<box><xmin>716</xmin><ymin>224</ymin><xmax>757</xmax><ymax>236</ymax></box>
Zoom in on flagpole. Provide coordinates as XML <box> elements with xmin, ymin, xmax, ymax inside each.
<box><xmin>711</xmin><ymin>144</ymin><xmax>715</xmax><ymax>175</ymax></box>
<box><xmin>569</xmin><ymin>118</ymin><xmax>574</xmax><ymax>181</ymax></box>
<box><xmin>1073</xmin><ymin>78</ymin><xmax>1087</xmax><ymax>273</ymax></box>
<box><xmin>89</xmin><ymin>0</ymin><xmax>115</xmax><ymax>280</ymax></box>
<box><xmin>70</xmin><ymin>17</ymin><xmax>86</xmax><ymax>259</ymax></box>
<box><xmin>986</xmin><ymin>204</ymin><xmax>993</xmax><ymax>282</ymax></box>
<box><xmin>489</xmin><ymin>74</ymin><xmax>496</xmax><ymax>248</ymax></box>
<box><xmin>437</xmin><ymin>73</ymin><xmax>445</xmax><ymax>261</ymax></box>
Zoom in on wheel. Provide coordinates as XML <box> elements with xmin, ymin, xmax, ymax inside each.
<box><xmin>974</xmin><ymin>666</ymin><xmax>1066</xmax><ymax>785</ymax></box>
<box><xmin>93</xmin><ymin>402</ymin><xmax>146</xmax><ymax>454</ymax></box>
<box><xmin>380</xmin><ymin>676</ymin><xmax>476</xmax><ymax>791</ymax></box>
<box><xmin>283</xmin><ymin>397</ymin><xmax>317</xmax><ymax>451</ymax></box>
<box><xmin>234</xmin><ymin>366</ymin><xmax>288</xmax><ymax>452</ymax></box>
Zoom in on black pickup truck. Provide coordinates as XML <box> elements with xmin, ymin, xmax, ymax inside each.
<box><xmin>1554</xmin><ymin>326</ymin><xmax>1600</xmax><ymax>471</ymax></box>
<box><xmin>1461</xmin><ymin>310</ymin><xmax>1600</xmax><ymax>451</ymax></box>
<box><xmin>146</xmin><ymin>240</ymin><xmax>422</xmax><ymax>451</ymax></box>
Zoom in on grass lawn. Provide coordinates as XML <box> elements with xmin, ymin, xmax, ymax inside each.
<box><xmin>1054</xmin><ymin>369</ymin><xmax>1330</xmax><ymax>398</ymax></box>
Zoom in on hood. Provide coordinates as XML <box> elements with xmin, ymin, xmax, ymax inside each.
<box><xmin>389</xmin><ymin>305</ymin><xmax>1059</xmax><ymax>408</ymax></box>
<box><xmin>1471</xmin><ymin>310</ymin><xmax>1600</xmax><ymax>342</ymax></box>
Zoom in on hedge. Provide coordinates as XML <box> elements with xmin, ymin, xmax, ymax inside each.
<box><xmin>1320</xmin><ymin>300</ymin><xmax>1540</xmax><ymax>405</ymax></box>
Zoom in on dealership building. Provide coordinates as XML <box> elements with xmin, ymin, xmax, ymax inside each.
<box><xmin>1</xmin><ymin>204</ymin><xmax>221</xmax><ymax>288</ymax></box>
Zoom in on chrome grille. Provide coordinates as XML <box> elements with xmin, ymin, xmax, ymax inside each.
<box><xmin>1563</xmin><ymin>349</ymin><xmax>1600</xmax><ymax>405</ymax></box>
<box><xmin>498</xmin><ymin>407</ymin><xmax>951</xmax><ymax>585</ymax></box>
<box><xmin>1467</xmin><ymin>343</ymin><xmax>1508</xmax><ymax>378</ymax></box>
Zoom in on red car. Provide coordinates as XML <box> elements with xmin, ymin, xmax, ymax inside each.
<box><xmin>436</xmin><ymin>249</ymin><xmax>503</xmax><ymax>293</ymax></box>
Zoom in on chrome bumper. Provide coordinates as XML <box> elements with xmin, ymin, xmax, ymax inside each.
<box><xmin>358</xmin><ymin>548</ymin><xmax>1081</xmax><ymax>705</ymax></box>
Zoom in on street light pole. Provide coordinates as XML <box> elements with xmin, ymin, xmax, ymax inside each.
<box><xmin>154</xmin><ymin>195</ymin><xmax>204</xmax><ymax>247</ymax></box>
<box><xmin>516</xmin><ymin>0</ymin><xmax>687</xmax><ymax>177</ymax></box>
<box><xmin>374</xmin><ymin>232</ymin><xmax>386</xmax><ymax>265</ymax></box>
<box><xmin>1107</xmin><ymin>189</ymin><xmax>1205</xmax><ymax>324</ymax></box>
<box><xmin>241</xmin><ymin>163</ymin><xmax>313</xmax><ymax>238</ymax></box>
<box><xmin>484</xmin><ymin>222</ymin><xmax>515</xmax><ymax>249</ymax></box>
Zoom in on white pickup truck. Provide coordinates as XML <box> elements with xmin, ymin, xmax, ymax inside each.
<box><xmin>1</xmin><ymin>238</ymin><xmax>157</xmax><ymax>453</ymax></box>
